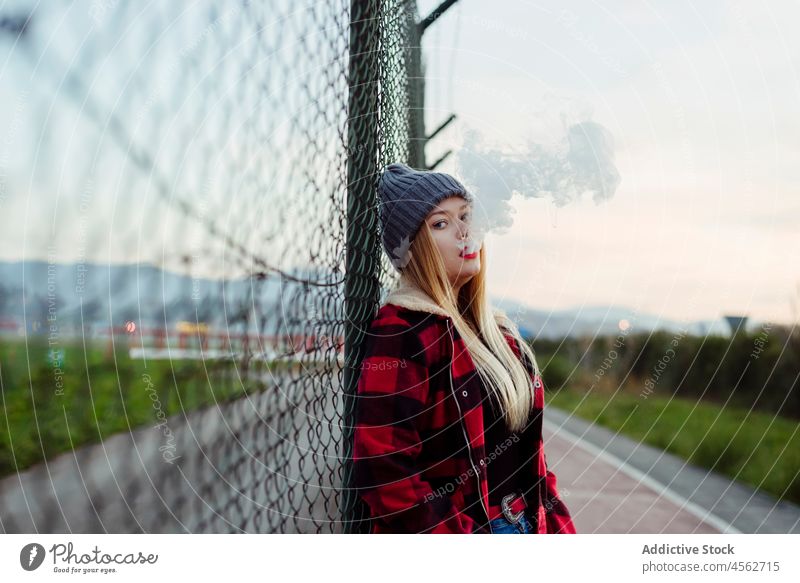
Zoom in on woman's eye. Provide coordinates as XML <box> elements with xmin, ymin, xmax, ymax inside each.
<box><xmin>433</xmin><ymin>220</ymin><xmax>446</xmax><ymax>229</ymax></box>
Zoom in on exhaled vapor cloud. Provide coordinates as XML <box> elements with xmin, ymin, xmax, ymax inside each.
<box><xmin>455</xmin><ymin>121</ymin><xmax>621</xmax><ymax>244</ymax></box>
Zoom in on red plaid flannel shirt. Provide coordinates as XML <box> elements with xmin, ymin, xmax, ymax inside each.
<box><xmin>353</xmin><ymin>299</ymin><xmax>577</xmax><ymax>534</ymax></box>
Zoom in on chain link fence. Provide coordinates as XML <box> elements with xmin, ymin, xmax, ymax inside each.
<box><xmin>0</xmin><ymin>0</ymin><xmax>417</xmax><ymax>533</ymax></box>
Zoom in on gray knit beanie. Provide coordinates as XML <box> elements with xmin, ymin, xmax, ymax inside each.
<box><xmin>378</xmin><ymin>162</ymin><xmax>472</xmax><ymax>270</ymax></box>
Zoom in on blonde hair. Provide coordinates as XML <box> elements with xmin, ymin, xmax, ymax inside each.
<box><xmin>401</xmin><ymin>220</ymin><xmax>541</xmax><ymax>433</ymax></box>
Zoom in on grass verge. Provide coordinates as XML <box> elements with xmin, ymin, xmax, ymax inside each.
<box><xmin>547</xmin><ymin>387</ymin><xmax>800</xmax><ymax>505</ymax></box>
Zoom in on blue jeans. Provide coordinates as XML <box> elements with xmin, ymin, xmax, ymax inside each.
<box><xmin>488</xmin><ymin>510</ymin><xmax>535</xmax><ymax>534</ymax></box>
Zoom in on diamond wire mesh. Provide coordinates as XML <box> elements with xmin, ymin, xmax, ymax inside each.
<box><xmin>0</xmin><ymin>0</ymin><xmax>415</xmax><ymax>533</ymax></box>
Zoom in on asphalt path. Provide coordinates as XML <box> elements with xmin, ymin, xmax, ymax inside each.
<box><xmin>542</xmin><ymin>407</ymin><xmax>800</xmax><ymax>534</ymax></box>
<box><xmin>2</xmin><ymin>382</ymin><xmax>797</xmax><ymax>534</ymax></box>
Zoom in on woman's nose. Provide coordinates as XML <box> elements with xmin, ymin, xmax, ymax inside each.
<box><xmin>457</xmin><ymin>220</ymin><xmax>469</xmax><ymax>239</ymax></box>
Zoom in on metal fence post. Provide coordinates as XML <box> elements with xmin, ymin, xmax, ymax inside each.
<box><xmin>342</xmin><ymin>0</ymin><xmax>381</xmax><ymax>534</ymax></box>
<box><xmin>407</xmin><ymin>15</ymin><xmax>426</xmax><ymax>169</ymax></box>
<box><xmin>408</xmin><ymin>0</ymin><xmax>460</xmax><ymax>170</ymax></box>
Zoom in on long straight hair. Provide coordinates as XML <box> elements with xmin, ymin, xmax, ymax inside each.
<box><xmin>401</xmin><ymin>220</ymin><xmax>541</xmax><ymax>432</ymax></box>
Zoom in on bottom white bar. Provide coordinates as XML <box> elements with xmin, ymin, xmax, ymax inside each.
<box><xmin>0</xmin><ymin>534</ymin><xmax>797</xmax><ymax>582</ymax></box>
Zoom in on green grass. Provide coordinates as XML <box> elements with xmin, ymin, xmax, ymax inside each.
<box><xmin>0</xmin><ymin>338</ymin><xmax>294</xmax><ymax>477</ymax></box>
<box><xmin>547</xmin><ymin>387</ymin><xmax>800</xmax><ymax>505</ymax></box>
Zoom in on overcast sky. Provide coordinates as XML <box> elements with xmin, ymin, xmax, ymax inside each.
<box><xmin>1</xmin><ymin>1</ymin><xmax>797</xmax><ymax>327</ymax></box>
<box><xmin>418</xmin><ymin>0</ymin><xmax>799</xmax><ymax>326</ymax></box>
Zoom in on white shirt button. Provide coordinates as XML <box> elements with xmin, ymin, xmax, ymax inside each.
<box><xmin>462</xmin><ymin>390</ymin><xmax>468</xmax><ymax>397</ymax></box>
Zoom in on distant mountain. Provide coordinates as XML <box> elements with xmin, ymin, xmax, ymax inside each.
<box><xmin>491</xmin><ymin>297</ymin><xmax>742</xmax><ymax>340</ymax></box>
<box><xmin>0</xmin><ymin>260</ymin><xmax>336</xmax><ymax>336</ymax></box>
<box><xmin>0</xmin><ymin>260</ymin><xmax>753</xmax><ymax>339</ymax></box>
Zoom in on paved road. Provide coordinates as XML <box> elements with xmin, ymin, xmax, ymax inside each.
<box><xmin>542</xmin><ymin>407</ymin><xmax>800</xmax><ymax>534</ymax></box>
<box><xmin>0</xmin><ymin>371</ymin><xmax>343</xmax><ymax>534</ymax></box>
<box><xmin>3</xmin><ymin>381</ymin><xmax>797</xmax><ymax>534</ymax></box>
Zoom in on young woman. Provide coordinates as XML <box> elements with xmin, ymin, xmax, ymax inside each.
<box><xmin>352</xmin><ymin>163</ymin><xmax>576</xmax><ymax>534</ymax></box>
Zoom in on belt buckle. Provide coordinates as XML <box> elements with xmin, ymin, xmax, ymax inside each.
<box><xmin>501</xmin><ymin>492</ymin><xmax>525</xmax><ymax>524</ymax></box>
